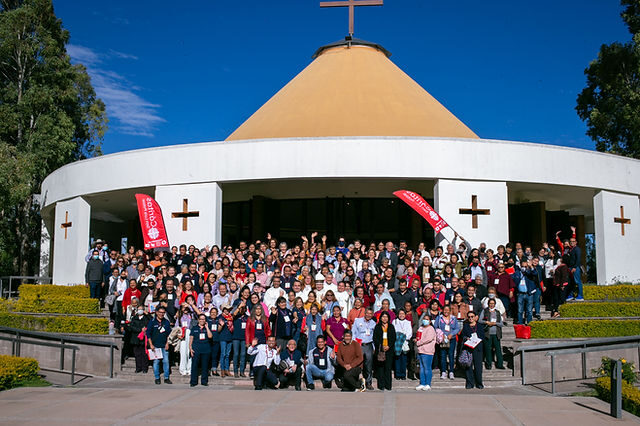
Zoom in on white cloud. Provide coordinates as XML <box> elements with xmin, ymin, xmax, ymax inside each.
<box><xmin>67</xmin><ymin>44</ymin><xmax>164</xmax><ymax>137</ymax></box>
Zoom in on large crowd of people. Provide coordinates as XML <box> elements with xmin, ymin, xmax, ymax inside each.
<box><xmin>84</xmin><ymin>229</ymin><xmax>583</xmax><ymax>391</ymax></box>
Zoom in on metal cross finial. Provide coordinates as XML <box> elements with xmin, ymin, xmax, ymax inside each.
<box><xmin>320</xmin><ymin>0</ymin><xmax>383</xmax><ymax>37</ymax></box>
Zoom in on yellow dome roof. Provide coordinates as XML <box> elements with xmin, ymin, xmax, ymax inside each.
<box><xmin>226</xmin><ymin>42</ymin><xmax>478</xmax><ymax>141</ymax></box>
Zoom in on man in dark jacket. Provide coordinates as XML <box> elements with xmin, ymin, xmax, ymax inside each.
<box><xmin>85</xmin><ymin>250</ymin><xmax>104</xmax><ymax>299</ymax></box>
<box><xmin>278</xmin><ymin>339</ymin><xmax>303</xmax><ymax>390</ymax></box>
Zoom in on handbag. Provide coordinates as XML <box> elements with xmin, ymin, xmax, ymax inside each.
<box><xmin>105</xmin><ymin>294</ymin><xmax>116</xmax><ymax>306</ymax></box>
<box><xmin>377</xmin><ymin>350</ymin><xmax>387</xmax><ymax>362</ymax></box>
<box><xmin>459</xmin><ymin>349</ymin><xmax>473</xmax><ymax>368</ymax></box>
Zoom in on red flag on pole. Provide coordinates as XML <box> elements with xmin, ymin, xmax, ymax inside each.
<box><xmin>135</xmin><ymin>194</ymin><xmax>169</xmax><ymax>250</ymax></box>
<box><xmin>393</xmin><ymin>190</ymin><xmax>449</xmax><ymax>234</ymax></box>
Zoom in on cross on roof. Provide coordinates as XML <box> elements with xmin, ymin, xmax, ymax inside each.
<box><xmin>171</xmin><ymin>199</ymin><xmax>200</xmax><ymax>231</ymax></box>
<box><xmin>320</xmin><ymin>0</ymin><xmax>383</xmax><ymax>37</ymax></box>
<box><xmin>459</xmin><ymin>195</ymin><xmax>491</xmax><ymax>229</ymax></box>
<box><xmin>614</xmin><ymin>205</ymin><xmax>631</xmax><ymax>236</ymax></box>
<box><xmin>60</xmin><ymin>211</ymin><xmax>72</xmax><ymax>240</ymax></box>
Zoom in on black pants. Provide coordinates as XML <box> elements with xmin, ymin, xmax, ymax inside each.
<box><xmin>465</xmin><ymin>345</ymin><xmax>484</xmax><ymax>388</ymax></box>
<box><xmin>254</xmin><ymin>365</ymin><xmax>278</xmax><ymax>390</ymax></box>
<box><xmin>550</xmin><ymin>285</ymin><xmax>563</xmax><ymax>314</ymax></box>
<box><xmin>132</xmin><ymin>344</ymin><xmax>148</xmax><ymax>372</ymax></box>
<box><xmin>278</xmin><ymin>368</ymin><xmax>302</xmax><ymax>389</ymax></box>
<box><xmin>375</xmin><ymin>353</ymin><xmax>393</xmax><ymax>390</ymax></box>
<box><xmin>361</xmin><ymin>343</ymin><xmax>374</xmax><ymax>385</ymax></box>
<box><xmin>191</xmin><ymin>351</ymin><xmax>211</xmax><ymax>385</ymax></box>
<box><xmin>406</xmin><ymin>341</ymin><xmax>417</xmax><ymax>379</ymax></box>
<box><xmin>342</xmin><ymin>366</ymin><xmax>362</xmax><ymax>391</ymax></box>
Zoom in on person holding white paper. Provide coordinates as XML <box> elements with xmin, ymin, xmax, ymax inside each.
<box><xmin>461</xmin><ymin>311</ymin><xmax>485</xmax><ymax>389</ymax></box>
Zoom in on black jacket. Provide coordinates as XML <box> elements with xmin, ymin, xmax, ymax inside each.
<box><xmin>85</xmin><ymin>258</ymin><xmax>104</xmax><ymax>283</ymax></box>
<box><xmin>372</xmin><ymin>322</ymin><xmax>396</xmax><ymax>356</ymax></box>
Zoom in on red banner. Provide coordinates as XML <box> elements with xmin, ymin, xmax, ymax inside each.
<box><xmin>135</xmin><ymin>194</ymin><xmax>169</xmax><ymax>250</ymax></box>
<box><xmin>393</xmin><ymin>190</ymin><xmax>449</xmax><ymax>234</ymax></box>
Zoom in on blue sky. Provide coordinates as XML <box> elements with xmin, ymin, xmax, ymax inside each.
<box><xmin>54</xmin><ymin>0</ymin><xmax>630</xmax><ymax>154</ymax></box>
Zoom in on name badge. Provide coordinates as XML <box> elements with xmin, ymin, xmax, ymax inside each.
<box><xmin>199</xmin><ymin>333</ymin><xmax>205</xmax><ymax>340</ymax></box>
<box><xmin>256</xmin><ymin>323</ymin><xmax>263</xmax><ymax>330</ymax></box>
<box><xmin>177</xmin><ymin>259</ymin><xmax>182</xmax><ymax>265</ymax></box>
<box><xmin>341</xmin><ymin>322</ymin><xmax>347</xmax><ymax>328</ymax></box>
<box><xmin>490</xmin><ymin>314</ymin><xmax>497</xmax><ymax>322</ymax></box>
<box><xmin>469</xmin><ymin>305</ymin><xmax>474</xmax><ymax>312</ymax></box>
<box><xmin>159</xmin><ymin>327</ymin><xmax>165</xmax><ymax>333</ymax></box>
<box><xmin>241</xmin><ymin>322</ymin><xmax>246</xmax><ymax>329</ymax></box>
<box><xmin>457</xmin><ymin>312</ymin><xmax>462</xmax><ymax>319</ymax></box>
<box><xmin>383</xmin><ymin>332</ymin><xmax>388</xmax><ymax>339</ymax></box>
<box><xmin>319</xmin><ymin>358</ymin><xmax>326</xmax><ymax>367</ymax></box>
<box><xmin>283</xmin><ymin>315</ymin><xmax>290</xmax><ymax>323</ymax></box>
<box><xmin>446</xmin><ymin>283</ymin><xmax>451</xmax><ymax>289</ymax></box>
<box><xmin>494</xmin><ymin>279</ymin><xmax>499</xmax><ymax>285</ymax></box>
<box><xmin>444</xmin><ymin>324</ymin><xmax>450</xmax><ymax>332</ymax></box>
<box><xmin>212</xmin><ymin>324</ymin><xmax>218</xmax><ymax>331</ymax></box>
<box><xmin>425</xmin><ymin>273</ymin><xmax>430</xmax><ymax>280</ymax></box>
<box><xmin>365</xmin><ymin>329</ymin><xmax>371</xmax><ymax>336</ymax></box>
<box><xmin>311</xmin><ymin>324</ymin><xmax>317</xmax><ymax>332</ymax></box>
<box><xmin>168</xmin><ymin>294</ymin><xmax>174</xmax><ymax>300</ymax></box>
<box><xmin>471</xmin><ymin>332</ymin><xmax>478</xmax><ymax>339</ymax></box>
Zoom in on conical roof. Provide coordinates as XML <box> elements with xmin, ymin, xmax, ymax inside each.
<box><xmin>226</xmin><ymin>40</ymin><xmax>478</xmax><ymax>141</ymax></box>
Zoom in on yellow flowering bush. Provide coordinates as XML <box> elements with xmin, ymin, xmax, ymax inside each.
<box><xmin>0</xmin><ymin>355</ymin><xmax>39</xmax><ymax>390</ymax></box>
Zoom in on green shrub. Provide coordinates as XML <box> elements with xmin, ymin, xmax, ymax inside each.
<box><xmin>0</xmin><ymin>298</ymin><xmax>14</xmax><ymax>312</ymax></box>
<box><xmin>18</xmin><ymin>284</ymin><xmax>90</xmax><ymax>299</ymax></box>
<box><xmin>595</xmin><ymin>376</ymin><xmax>640</xmax><ymax>417</ymax></box>
<box><xmin>530</xmin><ymin>319</ymin><xmax>640</xmax><ymax>338</ymax></box>
<box><xmin>0</xmin><ymin>355</ymin><xmax>39</xmax><ymax>391</ymax></box>
<box><xmin>584</xmin><ymin>285</ymin><xmax>640</xmax><ymax>301</ymax></box>
<box><xmin>593</xmin><ymin>357</ymin><xmax>639</xmax><ymax>384</ymax></box>
<box><xmin>0</xmin><ymin>312</ymin><xmax>108</xmax><ymax>334</ymax></box>
<box><xmin>14</xmin><ymin>295</ymin><xmax>100</xmax><ymax>314</ymax></box>
<box><xmin>559</xmin><ymin>302</ymin><xmax>640</xmax><ymax>318</ymax></box>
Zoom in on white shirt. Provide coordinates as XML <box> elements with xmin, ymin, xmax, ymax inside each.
<box><xmin>264</xmin><ymin>287</ymin><xmax>285</xmax><ymax>310</ymax></box>
<box><xmin>481</xmin><ymin>296</ymin><xmax>506</xmax><ymax>316</ymax></box>
<box><xmin>247</xmin><ymin>344</ymin><xmax>281</xmax><ymax>368</ymax></box>
<box><xmin>392</xmin><ymin>318</ymin><xmax>413</xmax><ymax>339</ymax></box>
<box><xmin>335</xmin><ymin>290</ymin><xmax>351</xmax><ymax>315</ymax></box>
<box><xmin>115</xmin><ymin>279</ymin><xmax>127</xmax><ymax>302</ymax></box>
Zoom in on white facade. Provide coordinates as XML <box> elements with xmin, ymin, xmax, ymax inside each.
<box><xmin>594</xmin><ymin>191</ymin><xmax>640</xmax><ymax>284</ymax></box>
<box><xmin>38</xmin><ymin>137</ymin><xmax>640</xmax><ymax>285</ymax></box>
<box><xmin>434</xmin><ymin>179</ymin><xmax>509</xmax><ymax>251</ymax></box>
<box><xmin>52</xmin><ymin>197</ymin><xmax>91</xmax><ymax>285</ymax></box>
<box><xmin>155</xmin><ymin>182</ymin><xmax>222</xmax><ymax>250</ymax></box>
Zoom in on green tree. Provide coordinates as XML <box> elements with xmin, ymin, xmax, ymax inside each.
<box><xmin>0</xmin><ymin>0</ymin><xmax>107</xmax><ymax>276</ymax></box>
<box><xmin>576</xmin><ymin>1</ymin><xmax>640</xmax><ymax>159</ymax></box>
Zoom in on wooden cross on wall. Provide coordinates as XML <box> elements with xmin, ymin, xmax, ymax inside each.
<box><xmin>614</xmin><ymin>205</ymin><xmax>631</xmax><ymax>236</ymax></box>
<box><xmin>60</xmin><ymin>211</ymin><xmax>72</xmax><ymax>239</ymax></box>
<box><xmin>320</xmin><ymin>0</ymin><xmax>383</xmax><ymax>37</ymax></box>
<box><xmin>459</xmin><ymin>195</ymin><xmax>491</xmax><ymax>229</ymax></box>
<box><xmin>171</xmin><ymin>199</ymin><xmax>200</xmax><ymax>231</ymax></box>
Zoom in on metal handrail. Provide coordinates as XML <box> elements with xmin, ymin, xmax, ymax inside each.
<box><xmin>0</xmin><ymin>326</ymin><xmax>120</xmax><ymax>378</ymax></box>
<box><xmin>0</xmin><ymin>335</ymin><xmax>79</xmax><ymax>385</ymax></box>
<box><xmin>0</xmin><ymin>276</ymin><xmax>52</xmax><ymax>299</ymax></box>
<box><xmin>515</xmin><ymin>335</ymin><xmax>640</xmax><ymax>392</ymax></box>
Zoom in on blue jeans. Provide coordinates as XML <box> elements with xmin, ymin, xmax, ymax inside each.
<box><xmin>533</xmin><ymin>287</ymin><xmax>541</xmax><ymax>316</ymax></box>
<box><xmin>439</xmin><ymin>343</ymin><xmax>456</xmax><ymax>373</ymax></box>
<box><xmin>306</xmin><ymin>364</ymin><xmax>334</xmax><ymax>383</ymax></box>
<box><xmin>89</xmin><ymin>281</ymin><xmax>101</xmax><ymax>299</ymax></box>
<box><xmin>395</xmin><ymin>353</ymin><xmax>407</xmax><ymax>378</ymax></box>
<box><xmin>418</xmin><ymin>353</ymin><xmax>433</xmax><ymax>386</ymax></box>
<box><xmin>220</xmin><ymin>340</ymin><xmax>232</xmax><ymax>371</ymax></box>
<box><xmin>573</xmin><ymin>267</ymin><xmax>583</xmax><ymax>299</ymax></box>
<box><xmin>232</xmin><ymin>339</ymin><xmax>246</xmax><ymax>374</ymax></box>
<box><xmin>517</xmin><ymin>293</ymin><xmax>533</xmax><ymax>324</ymax></box>
<box><xmin>152</xmin><ymin>348</ymin><xmax>170</xmax><ymax>380</ymax></box>
<box><xmin>498</xmin><ymin>294</ymin><xmax>511</xmax><ymax>318</ymax></box>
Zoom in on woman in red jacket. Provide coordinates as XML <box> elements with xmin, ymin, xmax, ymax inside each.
<box><xmin>245</xmin><ymin>304</ymin><xmax>272</xmax><ymax>379</ymax></box>
<box><xmin>122</xmin><ymin>279</ymin><xmax>141</xmax><ymax>312</ymax></box>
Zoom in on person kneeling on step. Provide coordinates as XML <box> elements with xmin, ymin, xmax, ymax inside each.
<box><xmin>279</xmin><ymin>339</ymin><xmax>303</xmax><ymax>390</ymax></box>
<box><xmin>247</xmin><ymin>336</ymin><xmax>281</xmax><ymax>390</ymax></box>
<box><xmin>336</xmin><ymin>330</ymin><xmax>365</xmax><ymax>392</ymax></box>
<box><xmin>305</xmin><ymin>336</ymin><xmax>336</xmax><ymax>390</ymax></box>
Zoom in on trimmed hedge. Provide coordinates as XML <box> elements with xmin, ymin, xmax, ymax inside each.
<box><xmin>18</xmin><ymin>284</ymin><xmax>90</xmax><ymax>299</ymax></box>
<box><xmin>0</xmin><ymin>298</ymin><xmax>14</xmax><ymax>312</ymax></box>
<box><xmin>584</xmin><ymin>285</ymin><xmax>640</xmax><ymax>301</ymax></box>
<box><xmin>14</xmin><ymin>296</ymin><xmax>100</xmax><ymax>315</ymax></box>
<box><xmin>595</xmin><ymin>376</ymin><xmax>640</xmax><ymax>417</ymax></box>
<box><xmin>0</xmin><ymin>355</ymin><xmax>39</xmax><ymax>391</ymax></box>
<box><xmin>559</xmin><ymin>302</ymin><xmax>640</xmax><ymax>318</ymax></box>
<box><xmin>530</xmin><ymin>319</ymin><xmax>640</xmax><ymax>339</ymax></box>
<box><xmin>0</xmin><ymin>312</ymin><xmax>109</xmax><ymax>334</ymax></box>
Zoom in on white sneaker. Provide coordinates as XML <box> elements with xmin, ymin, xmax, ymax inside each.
<box><xmin>449</xmin><ymin>372</ymin><xmax>455</xmax><ymax>380</ymax></box>
<box><xmin>440</xmin><ymin>372</ymin><xmax>447</xmax><ymax>380</ymax></box>
<box><xmin>415</xmin><ymin>385</ymin><xmax>425</xmax><ymax>391</ymax></box>
<box><xmin>422</xmin><ymin>385</ymin><xmax>431</xmax><ymax>391</ymax></box>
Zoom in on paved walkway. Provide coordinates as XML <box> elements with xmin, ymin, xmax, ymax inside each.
<box><xmin>0</xmin><ymin>381</ymin><xmax>638</xmax><ymax>425</ymax></box>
